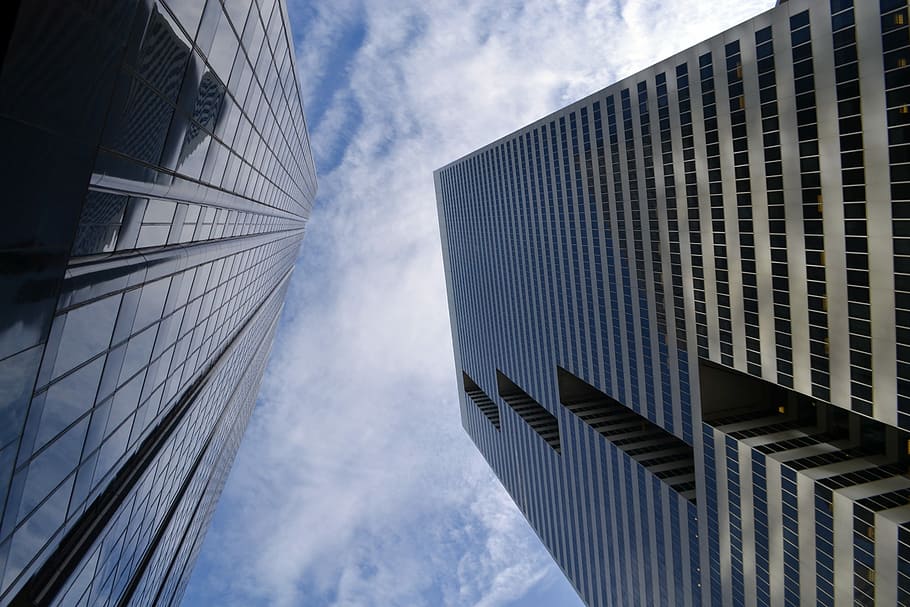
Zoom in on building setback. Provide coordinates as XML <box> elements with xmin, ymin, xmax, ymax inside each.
<box><xmin>0</xmin><ymin>0</ymin><xmax>315</xmax><ymax>605</ymax></box>
<box><xmin>436</xmin><ymin>0</ymin><xmax>910</xmax><ymax>605</ymax></box>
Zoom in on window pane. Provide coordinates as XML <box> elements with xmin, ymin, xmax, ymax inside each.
<box><xmin>51</xmin><ymin>295</ymin><xmax>122</xmax><ymax>379</ymax></box>
<box><xmin>35</xmin><ymin>357</ymin><xmax>104</xmax><ymax>450</ymax></box>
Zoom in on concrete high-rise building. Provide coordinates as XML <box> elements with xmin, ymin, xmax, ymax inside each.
<box><xmin>436</xmin><ymin>0</ymin><xmax>910</xmax><ymax>605</ymax></box>
<box><xmin>0</xmin><ymin>0</ymin><xmax>315</xmax><ymax>605</ymax></box>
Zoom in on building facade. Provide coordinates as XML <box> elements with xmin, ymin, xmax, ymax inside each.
<box><xmin>436</xmin><ymin>0</ymin><xmax>910</xmax><ymax>605</ymax></box>
<box><xmin>0</xmin><ymin>0</ymin><xmax>315</xmax><ymax>605</ymax></box>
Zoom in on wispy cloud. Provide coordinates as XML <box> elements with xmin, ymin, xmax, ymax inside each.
<box><xmin>182</xmin><ymin>1</ymin><xmax>776</xmax><ymax>606</ymax></box>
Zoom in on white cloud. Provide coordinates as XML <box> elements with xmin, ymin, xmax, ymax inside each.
<box><xmin>182</xmin><ymin>1</ymin><xmax>776</xmax><ymax>606</ymax></box>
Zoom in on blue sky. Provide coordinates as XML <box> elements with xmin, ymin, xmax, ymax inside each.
<box><xmin>181</xmin><ymin>1</ymin><xmax>776</xmax><ymax>605</ymax></box>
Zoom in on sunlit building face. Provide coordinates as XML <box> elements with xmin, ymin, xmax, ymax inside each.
<box><xmin>436</xmin><ymin>0</ymin><xmax>910</xmax><ymax>604</ymax></box>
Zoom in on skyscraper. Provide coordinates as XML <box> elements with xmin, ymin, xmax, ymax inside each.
<box><xmin>436</xmin><ymin>0</ymin><xmax>910</xmax><ymax>605</ymax></box>
<box><xmin>0</xmin><ymin>0</ymin><xmax>315</xmax><ymax>605</ymax></box>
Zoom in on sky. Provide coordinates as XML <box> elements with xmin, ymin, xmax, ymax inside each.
<box><xmin>181</xmin><ymin>1</ymin><xmax>777</xmax><ymax>606</ymax></box>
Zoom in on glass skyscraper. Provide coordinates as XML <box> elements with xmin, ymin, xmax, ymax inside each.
<box><xmin>0</xmin><ymin>0</ymin><xmax>314</xmax><ymax>605</ymax></box>
<box><xmin>436</xmin><ymin>0</ymin><xmax>910</xmax><ymax>605</ymax></box>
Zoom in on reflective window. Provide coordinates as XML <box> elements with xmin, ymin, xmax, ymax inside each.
<box><xmin>134</xmin><ymin>278</ymin><xmax>172</xmax><ymax>332</ymax></box>
<box><xmin>0</xmin><ymin>346</ymin><xmax>43</xmax><ymax>447</ymax></box>
<box><xmin>48</xmin><ymin>295</ymin><xmax>122</xmax><ymax>381</ymax></box>
<box><xmin>15</xmin><ymin>417</ymin><xmax>88</xmax><ymax>524</ymax></box>
<box><xmin>72</xmin><ymin>192</ymin><xmax>128</xmax><ymax>256</ymax></box>
<box><xmin>161</xmin><ymin>0</ymin><xmax>206</xmax><ymax>40</ymax></box>
<box><xmin>34</xmin><ymin>357</ymin><xmax>104</xmax><ymax>450</ymax></box>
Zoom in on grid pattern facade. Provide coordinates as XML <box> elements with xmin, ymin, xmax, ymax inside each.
<box><xmin>435</xmin><ymin>0</ymin><xmax>910</xmax><ymax>605</ymax></box>
<box><xmin>0</xmin><ymin>0</ymin><xmax>315</xmax><ymax>605</ymax></box>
